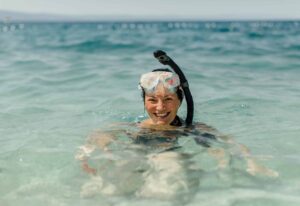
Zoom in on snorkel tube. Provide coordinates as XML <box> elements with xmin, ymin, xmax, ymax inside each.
<box><xmin>153</xmin><ymin>50</ymin><xmax>194</xmax><ymax>126</ymax></box>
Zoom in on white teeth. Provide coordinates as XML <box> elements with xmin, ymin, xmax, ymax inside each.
<box><xmin>156</xmin><ymin>113</ymin><xmax>168</xmax><ymax>117</ymax></box>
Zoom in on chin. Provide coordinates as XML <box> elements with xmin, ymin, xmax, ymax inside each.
<box><xmin>154</xmin><ymin>119</ymin><xmax>171</xmax><ymax>125</ymax></box>
<box><xmin>155</xmin><ymin>122</ymin><xmax>168</xmax><ymax>125</ymax></box>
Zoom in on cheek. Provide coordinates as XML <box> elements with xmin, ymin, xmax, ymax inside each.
<box><xmin>169</xmin><ymin>101</ymin><xmax>180</xmax><ymax>111</ymax></box>
<box><xmin>145</xmin><ymin>103</ymin><xmax>155</xmax><ymax>112</ymax></box>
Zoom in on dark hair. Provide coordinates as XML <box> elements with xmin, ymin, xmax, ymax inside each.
<box><xmin>141</xmin><ymin>68</ymin><xmax>183</xmax><ymax>103</ymax></box>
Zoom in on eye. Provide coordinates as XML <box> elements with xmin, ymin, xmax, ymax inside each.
<box><xmin>147</xmin><ymin>98</ymin><xmax>157</xmax><ymax>102</ymax></box>
<box><xmin>165</xmin><ymin>97</ymin><xmax>173</xmax><ymax>101</ymax></box>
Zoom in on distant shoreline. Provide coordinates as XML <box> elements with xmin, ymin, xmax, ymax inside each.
<box><xmin>1</xmin><ymin>19</ymin><xmax>300</xmax><ymax>24</ymax></box>
<box><xmin>1</xmin><ymin>10</ymin><xmax>299</xmax><ymax>23</ymax></box>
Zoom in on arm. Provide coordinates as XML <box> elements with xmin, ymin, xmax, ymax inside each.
<box><xmin>194</xmin><ymin>122</ymin><xmax>278</xmax><ymax>177</ymax></box>
<box><xmin>75</xmin><ymin>130</ymin><xmax>116</xmax><ymax>175</ymax></box>
<box><xmin>234</xmin><ymin>141</ymin><xmax>278</xmax><ymax>177</ymax></box>
<box><xmin>217</xmin><ymin>133</ymin><xmax>278</xmax><ymax>177</ymax></box>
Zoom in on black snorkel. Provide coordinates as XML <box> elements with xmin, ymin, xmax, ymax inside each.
<box><xmin>153</xmin><ymin>50</ymin><xmax>194</xmax><ymax>126</ymax></box>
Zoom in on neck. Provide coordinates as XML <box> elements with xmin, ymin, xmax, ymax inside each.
<box><xmin>170</xmin><ymin>116</ymin><xmax>182</xmax><ymax>127</ymax></box>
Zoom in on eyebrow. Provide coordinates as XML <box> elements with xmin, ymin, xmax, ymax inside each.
<box><xmin>146</xmin><ymin>95</ymin><xmax>173</xmax><ymax>98</ymax></box>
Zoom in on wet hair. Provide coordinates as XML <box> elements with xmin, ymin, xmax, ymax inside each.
<box><xmin>141</xmin><ymin>68</ymin><xmax>183</xmax><ymax>103</ymax></box>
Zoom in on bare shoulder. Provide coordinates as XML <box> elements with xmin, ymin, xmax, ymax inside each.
<box><xmin>192</xmin><ymin>122</ymin><xmax>231</xmax><ymax>142</ymax></box>
<box><xmin>193</xmin><ymin>122</ymin><xmax>218</xmax><ymax>133</ymax></box>
<box><xmin>106</xmin><ymin>122</ymin><xmax>137</xmax><ymax>128</ymax></box>
<box><xmin>139</xmin><ymin>119</ymin><xmax>152</xmax><ymax>127</ymax></box>
<box><xmin>86</xmin><ymin>122</ymin><xmax>137</xmax><ymax>146</ymax></box>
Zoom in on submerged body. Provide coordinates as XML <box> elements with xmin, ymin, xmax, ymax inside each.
<box><xmin>76</xmin><ymin>120</ymin><xmax>278</xmax><ymax>199</ymax></box>
<box><xmin>76</xmin><ymin>122</ymin><xmax>214</xmax><ymax>199</ymax></box>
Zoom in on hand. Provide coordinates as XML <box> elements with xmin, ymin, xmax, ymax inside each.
<box><xmin>246</xmin><ymin>158</ymin><xmax>279</xmax><ymax>177</ymax></box>
<box><xmin>81</xmin><ymin>161</ymin><xmax>97</xmax><ymax>175</ymax></box>
<box><xmin>208</xmin><ymin>148</ymin><xmax>229</xmax><ymax>169</ymax></box>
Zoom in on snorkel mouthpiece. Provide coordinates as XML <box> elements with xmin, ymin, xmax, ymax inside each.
<box><xmin>154</xmin><ymin>50</ymin><xmax>170</xmax><ymax>64</ymax></box>
<box><xmin>153</xmin><ymin>50</ymin><xmax>194</xmax><ymax>126</ymax></box>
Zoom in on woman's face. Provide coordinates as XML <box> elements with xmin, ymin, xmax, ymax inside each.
<box><xmin>144</xmin><ymin>85</ymin><xmax>181</xmax><ymax>125</ymax></box>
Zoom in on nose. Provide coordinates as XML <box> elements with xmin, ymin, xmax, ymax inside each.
<box><xmin>156</xmin><ymin>100</ymin><xmax>165</xmax><ymax>111</ymax></box>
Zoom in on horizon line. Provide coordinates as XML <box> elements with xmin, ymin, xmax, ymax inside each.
<box><xmin>1</xmin><ymin>9</ymin><xmax>300</xmax><ymax>22</ymax></box>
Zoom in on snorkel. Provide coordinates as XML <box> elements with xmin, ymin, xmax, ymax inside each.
<box><xmin>153</xmin><ymin>50</ymin><xmax>194</xmax><ymax>126</ymax></box>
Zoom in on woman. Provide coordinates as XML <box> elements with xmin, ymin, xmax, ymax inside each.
<box><xmin>76</xmin><ymin>64</ymin><xmax>212</xmax><ymax>198</ymax></box>
<box><xmin>76</xmin><ymin>52</ymin><xmax>278</xmax><ymax>198</ymax></box>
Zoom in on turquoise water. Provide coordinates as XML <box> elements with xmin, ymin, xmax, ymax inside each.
<box><xmin>1</xmin><ymin>21</ymin><xmax>300</xmax><ymax>205</ymax></box>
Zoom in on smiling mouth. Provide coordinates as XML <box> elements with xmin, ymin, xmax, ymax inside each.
<box><xmin>154</xmin><ymin>112</ymin><xmax>170</xmax><ymax>118</ymax></box>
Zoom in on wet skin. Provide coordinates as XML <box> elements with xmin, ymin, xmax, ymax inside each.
<box><xmin>143</xmin><ymin>84</ymin><xmax>181</xmax><ymax>126</ymax></box>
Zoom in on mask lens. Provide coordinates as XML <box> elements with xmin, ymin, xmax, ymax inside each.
<box><xmin>140</xmin><ymin>71</ymin><xmax>180</xmax><ymax>93</ymax></box>
<box><xmin>163</xmin><ymin>74</ymin><xmax>180</xmax><ymax>90</ymax></box>
<box><xmin>140</xmin><ymin>73</ymin><xmax>159</xmax><ymax>93</ymax></box>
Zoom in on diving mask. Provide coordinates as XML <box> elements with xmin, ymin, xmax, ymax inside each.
<box><xmin>139</xmin><ymin>71</ymin><xmax>180</xmax><ymax>93</ymax></box>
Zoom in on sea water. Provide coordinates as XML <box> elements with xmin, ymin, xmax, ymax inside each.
<box><xmin>0</xmin><ymin>21</ymin><xmax>300</xmax><ymax>206</ymax></box>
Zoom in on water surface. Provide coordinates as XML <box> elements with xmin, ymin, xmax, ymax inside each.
<box><xmin>1</xmin><ymin>21</ymin><xmax>300</xmax><ymax>206</ymax></box>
